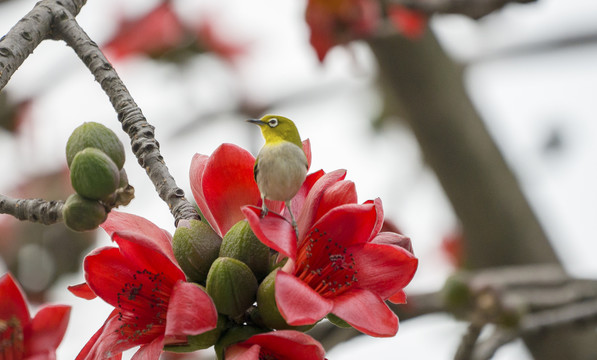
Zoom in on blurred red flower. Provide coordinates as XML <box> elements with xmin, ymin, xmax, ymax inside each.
<box><xmin>305</xmin><ymin>0</ymin><xmax>380</xmax><ymax>61</ymax></box>
<box><xmin>0</xmin><ymin>272</ymin><xmax>70</xmax><ymax>359</ymax></box>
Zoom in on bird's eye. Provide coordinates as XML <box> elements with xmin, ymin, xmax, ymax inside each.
<box><xmin>267</xmin><ymin>118</ymin><xmax>279</xmax><ymax>128</ymax></box>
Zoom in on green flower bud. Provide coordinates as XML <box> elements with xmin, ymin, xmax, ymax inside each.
<box><xmin>220</xmin><ymin>220</ymin><xmax>270</xmax><ymax>281</ymax></box>
<box><xmin>256</xmin><ymin>269</ymin><xmax>313</xmax><ymax>331</ymax></box>
<box><xmin>164</xmin><ymin>314</ymin><xmax>228</xmax><ymax>352</ymax></box>
<box><xmin>214</xmin><ymin>325</ymin><xmax>264</xmax><ymax>360</ymax></box>
<box><xmin>70</xmin><ymin>148</ymin><xmax>119</xmax><ymax>201</ymax></box>
<box><xmin>117</xmin><ymin>168</ymin><xmax>129</xmax><ymax>189</ymax></box>
<box><xmin>206</xmin><ymin>257</ymin><xmax>257</xmax><ymax>318</ymax></box>
<box><xmin>62</xmin><ymin>193</ymin><xmax>107</xmax><ymax>231</ymax></box>
<box><xmin>66</xmin><ymin>122</ymin><xmax>125</xmax><ymax>169</ymax></box>
<box><xmin>173</xmin><ymin>219</ymin><xmax>222</xmax><ymax>284</ymax></box>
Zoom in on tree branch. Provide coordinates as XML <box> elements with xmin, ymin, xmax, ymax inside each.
<box><xmin>0</xmin><ymin>0</ymin><xmax>86</xmax><ymax>89</ymax></box>
<box><xmin>388</xmin><ymin>0</ymin><xmax>536</xmax><ymax>19</ymax></box>
<box><xmin>49</xmin><ymin>6</ymin><xmax>198</xmax><ymax>225</ymax></box>
<box><xmin>0</xmin><ymin>194</ymin><xmax>63</xmax><ymax>224</ymax></box>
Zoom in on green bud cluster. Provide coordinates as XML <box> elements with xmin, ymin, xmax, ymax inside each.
<box><xmin>62</xmin><ymin>122</ymin><xmax>133</xmax><ymax>231</ymax></box>
<box><xmin>171</xmin><ymin>218</ymin><xmax>313</xmax><ymax>357</ymax></box>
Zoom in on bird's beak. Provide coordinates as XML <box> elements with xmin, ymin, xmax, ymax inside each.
<box><xmin>246</xmin><ymin>119</ymin><xmax>264</xmax><ymax>126</ymax></box>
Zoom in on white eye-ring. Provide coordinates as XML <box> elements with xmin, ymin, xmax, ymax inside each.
<box><xmin>267</xmin><ymin>118</ymin><xmax>279</xmax><ymax>128</ymax></box>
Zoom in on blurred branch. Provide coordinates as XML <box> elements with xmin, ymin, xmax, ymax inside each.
<box><xmin>311</xmin><ymin>265</ymin><xmax>597</xmax><ymax>359</ymax></box>
<box><xmin>0</xmin><ymin>0</ymin><xmax>86</xmax><ymax>89</ymax></box>
<box><xmin>450</xmin><ymin>265</ymin><xmax>597</xmax><ymax>360</ymax></box>
<box><xmin>0</xmin><ymin>194</ymin><xmax>63</xmax><ymax>224</ymax></box>
<box><xmin>388</xmin><ymin>0</ymin><xmax>536</xmax><ymax>19</ymax></box>
<box><xmin>52</xmin><ymin>9</ymin><xmax>198</xmax><ymax>225</ymax></box>
<box><xmin>366</xmin><ymin>28</ymin><xmax>597</xmax><ymax>359</ymax></box>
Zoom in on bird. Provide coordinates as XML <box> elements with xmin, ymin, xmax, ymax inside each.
<box><xmin>247</xmin><ymin>115</ymin><xmax>308</xmax><ymax>228</ymax></box>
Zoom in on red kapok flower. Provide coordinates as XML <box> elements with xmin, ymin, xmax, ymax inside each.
<box><xmin>243</xmin><ymin>173</ymin><xmax>418</xmax><ymax>337</ymax></box>
<box><xmin>69</xmin><ymin>211</ymin><xmax>218</xmax><ymax>360</ymax></box>
<box><xmin>0</xmin><ymin>272</ymin><xmax>71</xmax><ymax>359</ymax></box>
<box><xmin>305</xmin><ymin>0</ymin><xmax>380</xmax><ymax>61</ymax></box>
<box><xmin>103</xmin><ymin>2</ymin><xmax>186</xmax><ymax>61</ymax></box>
<box><xmin>225</xmin><ymin>330</ymin><xmax>325</xmax><ymax>360</ymax></box>
<box><xmin>189</xmin><ymin>141</ymin><xmax>311</xmax><ymax>238</ymax></box>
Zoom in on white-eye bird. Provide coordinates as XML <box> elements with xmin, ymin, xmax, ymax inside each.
<box><xmin>247</xmin><ymin>115</ymin><xmax>308</xmax><ymax>227</ymax></box>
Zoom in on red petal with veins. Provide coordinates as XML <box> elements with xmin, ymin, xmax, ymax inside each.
<box><xmin>314</xmin><ymin>180</ymin><xmax>358</xmax><ymax>221</ymax></box>
<box><xmin>165</xmin><ymin>281</ymin><xmax>218</xmax><ymax>336</ymax></box>
<box><xmin>101</xmin><ymin>210</ymin><xmax>175</xmax><ymax>265</ymax></box>
<box><xmin>67</xmin><ymin>282</ymin><xmax>97</xmax><ymax>300</ymax></box>
<box><xmin>235</xmin><ymin>330</ymin><xmax>326</xmax><ymax>360</ymax></box>
<box><xmin>289</xmin><ymin>169</ymin><xmax>325</xmax><ymax>218</ymax></box>
<box><xmin>331</xmin><ymin>288</ymin><xmax>398</xmax><ymax>337</ymax></box>
<box><xmin>226</xmin><ymin>343</ymin><xmax>262</xmax><ymax>360</ymax></box>
<box><xmin>191</xmin><ymin>144</ymin><xmax>261</xmax><ymax>236</ymax></box>
<box><xmin>131</xmin><ymin>335</ymin><xmax>165</xmax><ymax>360</ymax></box>
<box><xmin>310</xmin><ymin>202</ymin><xmax>378</xmax><ymax>248</ymax></box>
<box><xmin>76</xmin><ymin>309</ymin><xmax>127</xmax><ymax>360</ymax></box>
<box><xmin>275</xmin><ymin>271</ymin><xmax>333</xmax><ymax>325</ymax></box>
<box><xmin>24</xmin><ymin>305</ymin><xmax>71</xmax><ymax>356</ymax></box>
<box><xmin>297</xmin><ymin>169</ymin><xmax>346</xmax><ymax>240</ymax></box>
<box><xmin>111</xmin><ymin>231</ymin><xmax>184</xmax><ymax>280</ymax></box>
<box><xmin>242</xmin><ymin>206</ymin><xmax>297</xmax><ymax>259</ymax></box>
<box><xmin>351</xmin><ymin>243</ymin><xmax>418</xmax><ymax>300</ymax></box>
<box><xmin>0</xmin><ymin>273</ymin><xmax>30</xmax><ymax>324</ymax></box>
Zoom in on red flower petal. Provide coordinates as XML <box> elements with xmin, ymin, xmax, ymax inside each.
<box><xmin>67</xmin><ymin>282</ymin><xmax>97</xmax><ymax>300</ymax></box>
<box><xmin>76</xmin><ymin>309</ymin><xmax>129</xmax><ymax>360</ymax></box>
<box><xmin>0</xmin><ymin>273</ymin><xmax>30</xmax><ymax>325</ymax></box>
<box><xmin>190</xmin><ymin>153</ymin><xmax>216</xmax><ymax>231</ymax></box>
<box><xmin>238</xmin><ymin>330</ymin><xmax>326</xmax><ymax>360</ymax></box>
<box><xmin>226</xmin><ymin>343</ymin><xmax>261</xmax><ymax>360</ymax></box>
<box><xmin>297</xmin><ymin>169</ymin><xmax>346</xmax><ymax>240</ymax></box>
<box><xmin>388</xmin><ymin>289</ymin><xmax>407</xmax><ymax>304</ymax></box>
<box><xmin>372</xmin><ymin>232</ymin><xmax>414</xmax><ymax>255</ymax></box>
<box><xmin>24</xmin><ymin>305</ymin><xmax>71</xmax><ymax>356</ymax></box>
<box><xmin>131</xmin><ymin>335</ymin><xmax>164</xmax><ymax>360</ymax></box>
<box><xmin>314</xmin><ymin>180</ymin><xmax>358</xmax><ymax>221</ymax></box>
<box><xmin>165</xmin><ymin>281</ymin><xmax>218</xmax><ymax>336</ymax></box>
<box><xmin>351</xmin><ymin>243</ymin><xmax>418</xmax><ymax>300</ymax></box>
<box><xmin>309</xmin><ymin>202</ymin><xmax>378</xmax><ymax>248</ymax></box>
<box><xmin>242</xmin><ymin>206</ymin><xmax>297</xmax><ymax>259</ymax></box>
<box><xmin>275</xmin><ymin>271</ymin><xmax>333</xmax><ymax>325</ymax></box>
<box><xmin>331</xmin><ymin>288</ymin><xmax>398</xmax><ymax>337</ymax></box>
<box><xmin>288</xmin><ymin>170</ymin><xmax>325</xmax><ymax>220</ymax></box>
<box><xmin>101</xmin><ymin>210</ymin><xmax>176</xmax><ymax>265</ymax></box>
<box><xmin>195</xmin><ymin>144</ymin><xmax>261</xmax><ymax>236</ymax></box>
<box><xmin>363</xmin><ymin>198</ymin><xmax>384</xmax><ymax>242</ymax></box>
<box><xmin>302</xmin><ymin>139</ymin><xmax>312</xmax><ymax>169</ymax></box>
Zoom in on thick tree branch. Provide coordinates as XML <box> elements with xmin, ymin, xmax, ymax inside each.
<box><xmin>0</xmin><ymin>194</ymin><xmax>63</xmax><ymax>224</ymax></box>
<box><xmin>49</xmin><ymin>7</ymin><xmax>198</xmax><ymax>225</ymax></box>
<box><xmin>0</xmin><ymin>0</ymin><xmax>86</xmax><ymax>89</ymax></box>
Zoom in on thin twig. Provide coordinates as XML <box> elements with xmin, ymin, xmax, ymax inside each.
<box><xmin>51</xmin><ymin>6</ymin><xmax>198</xmax><ymax>225</ymax></box>
<box><xmin>0</xmin><ymin>194</ymin><xmax>63</xmax><ymax>224</ymax></box>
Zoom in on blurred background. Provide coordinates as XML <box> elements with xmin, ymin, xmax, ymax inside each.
<box><xmin>1</xmin><ymin>0</ymin><xmax>596</xmax><ymax>358</ymax></box>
